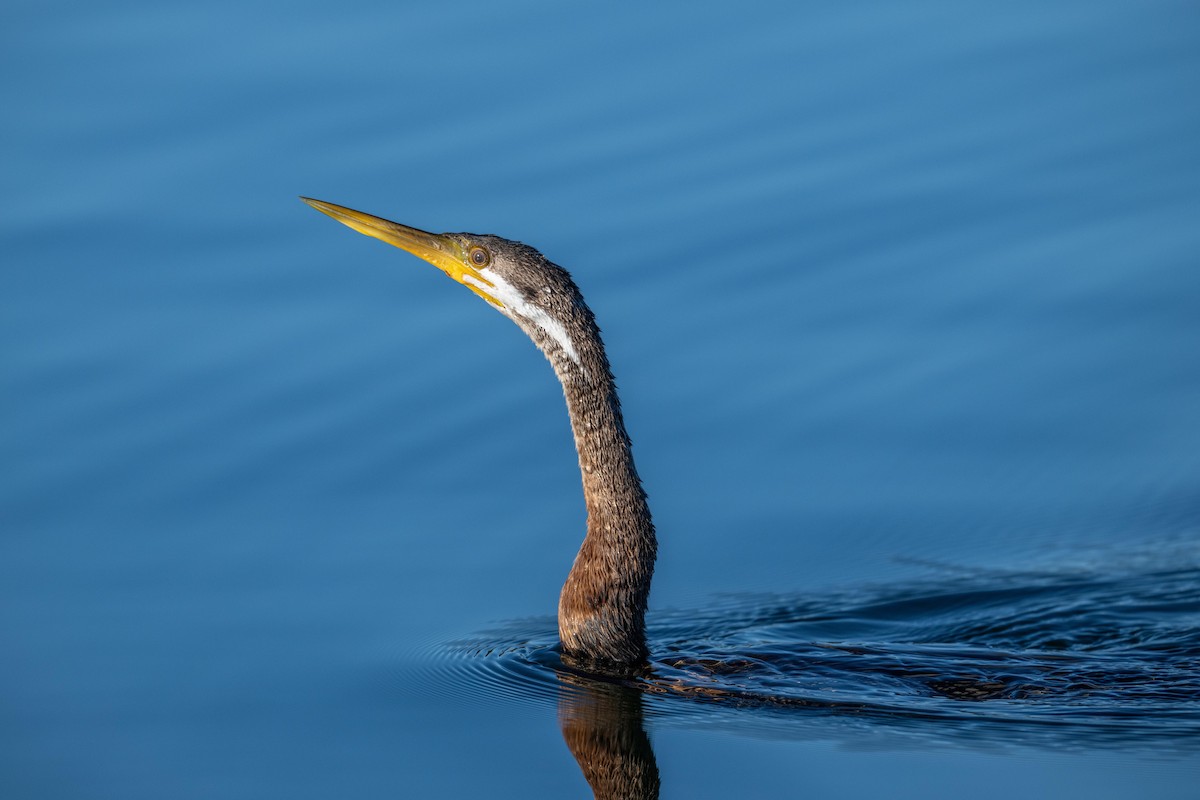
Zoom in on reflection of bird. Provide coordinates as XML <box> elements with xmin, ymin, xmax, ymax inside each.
<box><xmin>303</xmin><ymin>198</ymin><xmax>656</xmax><ymax>672</ymax></box>
<box><xmin>558</xmin><ymin>673</ymin><xmax>660</xmax><ymax>800</ymax></box>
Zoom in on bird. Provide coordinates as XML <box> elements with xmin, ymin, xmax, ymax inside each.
<box><xmin>302</xmin><ymin>198</ymin><xmax>657</xmax><ymax>673</ymax></box>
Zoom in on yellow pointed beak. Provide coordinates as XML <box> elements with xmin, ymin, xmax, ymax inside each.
<box><xmin>300</xmin><ymin>197</ymin><xmax>500</xmax><ymax>305</ymax></box>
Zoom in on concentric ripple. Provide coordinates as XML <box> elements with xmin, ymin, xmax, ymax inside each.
<box><xmin>434</xmin><ymin>561</ymin><xmax>1200</xmax><ymax>751</ymax></box>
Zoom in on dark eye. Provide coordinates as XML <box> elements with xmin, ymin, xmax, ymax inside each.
<box><xmin>469</xmin><ymin>247</ymin><xmax>490</xmax><ymax>267</ymax></box>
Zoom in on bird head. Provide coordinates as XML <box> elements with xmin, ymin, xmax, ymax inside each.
<box><xmin>301</xmin><ymin>197</ymin><xmax>589</xmax><ymax>372</ymax></box>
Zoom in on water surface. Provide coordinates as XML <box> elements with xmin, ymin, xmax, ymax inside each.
<box><xmin>3</xmin><ymin>1</ymin><xmax>1199</xmax><ymax>798</ymax></box>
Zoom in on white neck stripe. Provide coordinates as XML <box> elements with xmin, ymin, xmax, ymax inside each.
<box><xmin>465</xmin><ymin>271</ymin><xmax>582</xmax><ymax>366</ymax></box>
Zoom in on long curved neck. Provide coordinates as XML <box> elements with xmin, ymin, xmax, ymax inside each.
<box><xmin>550</xmin><ymin>318</ymin><xmax>656</xmax><ymax>670</ymax></box>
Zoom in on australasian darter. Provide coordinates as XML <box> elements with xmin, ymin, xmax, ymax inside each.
<box><xmin>302</xmin><ymin>198</ymin><xmax>656</xmax><ymax>672</ymax></box>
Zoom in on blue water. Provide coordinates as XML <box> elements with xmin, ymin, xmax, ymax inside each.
<box><xmin>3</xmin><ymin>1</ymin><xmax>1200</xmax><ymax>798</ymax></box>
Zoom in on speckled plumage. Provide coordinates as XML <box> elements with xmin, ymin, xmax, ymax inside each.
<box><xmin>456</xmin><ymin>234</ymin><xmax>657</xmax><ymax>670</ymax></box>
<box><xmin>300</xmin><ymin>199</ymin><xmax>657</xmax><ymax>672</ymax></box>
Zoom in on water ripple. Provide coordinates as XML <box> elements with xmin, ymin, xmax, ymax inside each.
<box><xmin>436</xmin><ymin>561</ymin><xmax>1200</xmax><ymax>751</ymax></box>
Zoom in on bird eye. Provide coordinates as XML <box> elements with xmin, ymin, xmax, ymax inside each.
<box><xmin>469</xmin><ymin>247</ymin><xmax>490</xmax><ymax>268</ymax></box>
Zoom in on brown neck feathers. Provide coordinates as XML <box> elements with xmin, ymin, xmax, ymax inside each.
<box><xmin>552</xmin><ymin>317</ymin><xmax>656</xmax><ymax>670</ymax></box>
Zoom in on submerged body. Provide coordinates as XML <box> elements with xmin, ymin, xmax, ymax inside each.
<box><xmin>302</xmin><ymin>198</ymin><xmax>656</xmax><ymax>670</ymax></box>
